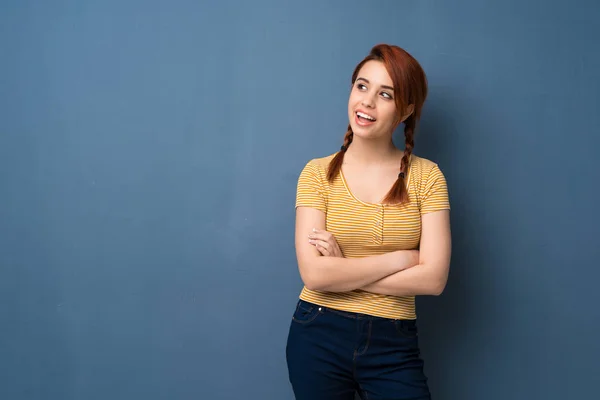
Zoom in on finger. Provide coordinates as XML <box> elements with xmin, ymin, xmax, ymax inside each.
<box><xmin>308</xmin><ymin>231</ymin><xmax>331</xmax><ymax>241</ymax></box>
<box><xmin>309</xmin><ymin>239</ymin><xmax>329</xmax><ymax>250</ymax></box>
<box><xmin>310</xmin><ymin>240</ymin><xmax>331</xmax><ymax>256</ymax></box>
<box><xmin>314</xmin><ymin>244</ymin><xmax>327</xmax><ymax>256</ymax></box>
<box><xmin>314</xmin><ymin>243</ymin><xmax>330</xmax><ymax>256</ymax></box>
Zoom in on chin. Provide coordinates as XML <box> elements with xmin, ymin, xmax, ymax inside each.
<box><xmin>351</xmin><ymin>128</ymin><xmax>380</xmax><ymax>141</ymax></box>
<box><xmin>349</xmin><ymin>121</ymin><xmax>375</xmax><ymax>137</ymax></box>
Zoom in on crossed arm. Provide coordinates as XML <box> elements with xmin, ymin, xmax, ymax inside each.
<box><xmin>294</xmin><ymin>207</ymin><xmax>451</xmax><ymax>296</ymax></box>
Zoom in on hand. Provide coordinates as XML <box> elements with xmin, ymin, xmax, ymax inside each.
<box><xmin>308</xmin><ymin>228</ymin><xmax>343</xmax><ymax>257</ymax></box>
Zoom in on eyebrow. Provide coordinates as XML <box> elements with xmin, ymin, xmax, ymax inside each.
<box><xmin>356</xmin><ymin>77</ymin><xmax>394</xmax><ymax>92</ymax></box>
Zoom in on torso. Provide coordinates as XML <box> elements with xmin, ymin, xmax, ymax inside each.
<box><xmin>295</xmin><ymin>152</ymin><xmax>448</xmax><ymax>319</ymax></box>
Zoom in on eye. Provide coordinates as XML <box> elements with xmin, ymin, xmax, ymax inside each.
<box><xmin>381</xmin><ymin>92</ymin><xmax>393</xmax><ymax>99</ymax></box>
<box><xmin>356</xmin><ymin>83</ymin><xmax>367</xmax><ymax>90</ymax></box>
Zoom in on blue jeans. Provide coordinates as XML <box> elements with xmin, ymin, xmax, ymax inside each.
<box><xmin>286</xmin><ymin>300</ymin><xmax>431</xmax><ymax>400</ymax></box>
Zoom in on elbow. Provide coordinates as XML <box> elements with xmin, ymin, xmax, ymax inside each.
<box><xmin>301</xmin><ymin>269</ymin><xmax>342</xmax><ymax>292</ymax></box>
<box><xmin>429</xmin><ymin>277</ymin><xmax>448</xmax><ymax>296</ymax></box>
<box><xmin>430</xmin><ymin>282</ymin><xmax>446</xmax><ymax>296</ymax></box>
<box><xmin>304</xmin><ymin>276</ymin><xmax>333</xmax><ymax>292</ymax></box>
<box><xmin>303</xmin><ymin>274</ymin><xmax>323</xmax><ymax>291</ymax></box>
<box><xmin>298</xmin><ymin>258</ymin><xmax>354</xmax><ymax>293</ymax></box>
<box><xmin>421</xmin><ymin>261</ymin><xmax>449</xmax><ymax>296</ymax></box>
<box><xmin>299</xmin><ymin>265</ymin><xmax>327</xmax><ymax>291</ymax></box>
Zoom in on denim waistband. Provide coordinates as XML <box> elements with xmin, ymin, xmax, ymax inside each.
<box><xmin>298</xmin><ymin>299</ymin><xmax>417</xmax><ymax>326</ymax></box>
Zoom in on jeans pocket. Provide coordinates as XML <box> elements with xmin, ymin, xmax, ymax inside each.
<box><xmin>292</xmin><ymin>301</ymin><xmax>322</xmax><ymax>325</ymax></box>
<box><xmin>394</xmin><ymin>319</ymin><xmax>419</xmax><ymax>338</ymax></box>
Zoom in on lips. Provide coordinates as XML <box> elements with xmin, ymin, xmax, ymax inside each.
<box><xmin>355</xmin><ymin>110</ymin><xmax>377</xmax><ymax>126</ymax></box>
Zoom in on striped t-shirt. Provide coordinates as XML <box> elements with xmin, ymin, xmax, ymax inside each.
<box><xmin>295</xmin><ymin>153</ymin><xmax>450</xmax><ymax>319</ymax></box>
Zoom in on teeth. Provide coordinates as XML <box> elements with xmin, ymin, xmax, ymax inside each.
<box><xmin>357</xmin><ymin>111</ymin><xmax>375</xmax><ymax>121</ymax></box>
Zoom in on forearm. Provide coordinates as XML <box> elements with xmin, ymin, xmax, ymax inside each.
<box><xmin>361</xmin><ymin>263</ymin><xmax>448</xmax><ymax>296</ymax></box>
<box><xmin>301</xmin><ymin>250</ymin><xmax>417</xmax><ymax>292</ymax></box>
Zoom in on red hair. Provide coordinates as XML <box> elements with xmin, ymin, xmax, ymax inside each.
<box><xmin>326</xmin><ymin>44</ymin><xmax>428</xmax><ymax>204</ymax></box>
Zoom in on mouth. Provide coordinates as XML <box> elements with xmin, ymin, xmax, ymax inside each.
<box><xmin>355</xmin><ymin>110</ymin><xmax>377</xmax><ymax>126</ymax></box>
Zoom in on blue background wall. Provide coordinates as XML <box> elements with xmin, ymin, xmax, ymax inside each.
<box><xmin>1</xmin><ymin>1</ymin><xmax>598</xmax><ymax>399</ymax></box>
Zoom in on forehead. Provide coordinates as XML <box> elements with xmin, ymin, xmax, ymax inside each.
<box><xmin>356</xmin><ymin>60</ymin><xmax>393</xmax><ymax>87</ymax></box>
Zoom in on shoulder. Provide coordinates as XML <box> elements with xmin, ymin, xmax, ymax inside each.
<box><xmin>410</xmin><ymin>154</ymin><xmax>441</xmax><ymax>171</ymax></box>
<box><xmin>303</xmin><ymin>153</ymin><xmax>336</xmax><ymax>169</ymax></box>
<box><xmin>299</xmin><ymin>153</ymin><xmax>337</xmax><ymax>178</ymax></box>
<box><xmin>295</xmin><ymin>153</ymin><xmax>337</xmax><ymax>208</ymax></box>
<box><xmin>409</xmin><ymin>154</ymin><xmax>449</xmax><ymax>193</ymax></box>
<box><xmin>410</xmin><ymin>154</ymin><xmax>446</xmax><ymax>178</ymax></box>
<box><xmin>409</xmin><ymin>155</ymin><xmax>450</xmax><ymax>209</ymax></box>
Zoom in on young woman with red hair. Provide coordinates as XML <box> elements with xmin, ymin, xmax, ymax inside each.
<box><xmin>286</xmin><ymin>44</ymin><xmax>452</xmax><ymax>400</ymax></box>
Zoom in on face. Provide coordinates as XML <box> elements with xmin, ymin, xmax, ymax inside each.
<box><xmin>347</xmin><ymin>60</ymin><xmax>398</xmax><ymax>140</ymax></box>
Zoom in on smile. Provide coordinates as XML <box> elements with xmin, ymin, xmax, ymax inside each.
<box><xmin>355</xmin><ymin>110</ymin><xmax>377</xmax><ymax>126</ymax></box>
<box><xmin>356</xmin><ymin>111</ymin><xmax>376</xmax><ymax>121</ymax></box>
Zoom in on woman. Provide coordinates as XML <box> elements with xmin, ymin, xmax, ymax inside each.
<box><xmin>286</xmin><ymin>44</ymin><xmax>452</xmax><ymax>400</ymax></box>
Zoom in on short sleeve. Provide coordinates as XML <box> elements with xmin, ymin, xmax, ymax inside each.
<box><xmin>295</xmin><ymin>160</ymin><xmax>327</xmax><ymax>213</ymax></box>
<box><xmin>419</xmin><ymin>164</ymin><xmax>450</xmax><ymax>214</ymax></box>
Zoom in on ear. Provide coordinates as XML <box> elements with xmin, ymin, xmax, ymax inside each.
<box><xmin>399</xmin><ymin>104</ymin><xmax>415</xmax><ymax>122</ymax></box>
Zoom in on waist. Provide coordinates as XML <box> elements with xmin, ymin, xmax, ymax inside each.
<box><xmin>299</xmin><ymin>287</ymin><xmax>416</xmax><ymax>320</ymax></box>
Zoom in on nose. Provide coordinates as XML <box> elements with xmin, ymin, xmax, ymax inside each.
<box><xmin>361</xmin><ymin>92</ymin><xmax>376</xmax><ymax>108</ymax></box>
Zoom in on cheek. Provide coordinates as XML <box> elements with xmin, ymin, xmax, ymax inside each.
<box><xmin>348</xmin><ymin>94</ymin><xmax>361</xmax><ymax>114</ymax></box>
<box><xmin>381</xmin><ymin>104</ymin><xmax>398</xmax><ymax>124</ymax></box>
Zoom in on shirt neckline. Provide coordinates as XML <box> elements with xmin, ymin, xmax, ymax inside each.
<box><xmin>338</xmin><ymin>155</ymin><xmax>412</xmax><ymax>207</ymax></box>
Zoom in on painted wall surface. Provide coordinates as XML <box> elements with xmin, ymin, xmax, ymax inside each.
<box><xmin>1</xmin><ymin>1</ymin><xmax>598</xmax><ymax>399</ymax></box>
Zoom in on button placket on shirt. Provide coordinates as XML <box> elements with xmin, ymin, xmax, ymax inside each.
<box><xmin>373</xmin><ymin>205</ymin><xmax>384</xmax><ymax>244</ymax></box>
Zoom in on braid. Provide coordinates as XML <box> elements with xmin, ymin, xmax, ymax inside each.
<box><xmin>383</xmin><ymin>116</ymin><xmax>416</xmax><ymax>204</ymax></box>
<box><xmin>400</xmin><ymin>115</ymin><xmax>415</xmax><ymax>177</ymax></box>
<box><xmin>327</xmin><ymin>125</ymin><xmax>353</xmax><ymax>182</ymax></box>
<box><xmin>341</xmin><ymin>126</ymin><xmax>354</xmax><ymax>151</ymax></box>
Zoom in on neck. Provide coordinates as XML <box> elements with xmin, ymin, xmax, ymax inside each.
<box><xmin>345</xmin><ymin>136</ymin><xmax>401</xmax><ymax>165</ymax></box>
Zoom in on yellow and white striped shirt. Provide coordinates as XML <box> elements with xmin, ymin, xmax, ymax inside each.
<box><xmin>295</xmin><ymin>153</ymin><xmax>450</xmax><ymax>319</ymax></box>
